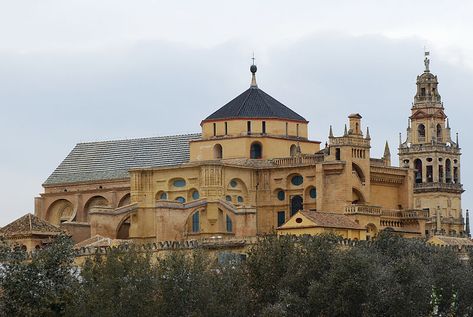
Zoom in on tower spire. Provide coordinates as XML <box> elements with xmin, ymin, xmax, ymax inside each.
<box><xmin>466</xmin><ymin>209</ymin><xmax>471</xmax><ymax>238</ymax></box>
<box><xmin>456</xmin><ymin>132</ymin><xmax>459</xmax><ymax>147</ymax></box>
<box><xmin>365</xmin><ymin>127</ymin><xmax>370</xmax><ymax>140</ymax></box>
<box><xmin>383</xmin><ymin>141</ymin><xmax>391</xmax><ymax>166</ymax></box>
<box><xmin>329</xmin><ymin>125</ymin><xmax>333</xmax><ymax>138</ymax></box>
<box><xmin>399</xmin><ymin>132</ymin><xmax>402</xmax><ymax>146</ymax></box>
<box><xmin>344</xmin><ymin>124</ymin><xmax>348</xmax><ymax>136</ymax></box>
<box><xmin>250</xmin><ymin>53</ymin><xmax>258</xmax><ymax>88</ymax></box>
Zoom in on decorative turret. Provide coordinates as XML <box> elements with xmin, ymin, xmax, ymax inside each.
<box><xmin>348</xmin><ymin>113</ymin><xmax>363</xmax><ymax>137</ymax></box>
<box><xmin>383</xmin><ymin>141</ymin><xmax>391</xmax><ymax>166</ymax></box>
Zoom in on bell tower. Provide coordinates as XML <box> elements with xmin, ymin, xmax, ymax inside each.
<box><xmin>399</xmin><ymin>52</ymin><xmax>464</xmax><ymax>237</ymax></box>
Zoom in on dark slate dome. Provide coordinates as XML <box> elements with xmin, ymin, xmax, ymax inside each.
<box><xmin>204</xmin><ymin>87</ymin><xmax>307</xmax><ymax>122</ymax></box>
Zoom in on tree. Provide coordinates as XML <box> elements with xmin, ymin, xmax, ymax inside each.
<box><xmin>0</xmin><ymin>234</ymin><xmax>78</xmax><ymax>317</ymax></box>
<box><xmin>69</xmin><ymin>245</ymin><xmax>158</xmax><ymax>317</ymax></box>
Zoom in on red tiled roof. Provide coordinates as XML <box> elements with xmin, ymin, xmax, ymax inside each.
<box><xmin>0</xmin><ymin>213</ymin><xmax>62</xmax><ymax>237</ymax></box>
<box><xmin>299</xmin><ymin>210</ymin><xmax>364</xmax><ymax>230</ymax></box>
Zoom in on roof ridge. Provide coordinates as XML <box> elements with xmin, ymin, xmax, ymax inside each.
<box><xmin>255</xmin><ymin>88</ymin><xmax>276</xmax><ymax>117</ymax></box>
<box><xmin>76</xmin><ymin>133</ymin><xmax>201</xmax><ymax>145</ymax></box>
<box><xmin>235</xmin><ymin>88</ymin><xmax>253</xmax><ymax>117</ymax></box>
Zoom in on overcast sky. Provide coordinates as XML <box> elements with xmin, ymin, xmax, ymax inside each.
<box><xmin>1</xmin><ymin>0</ymin><xmax>473</xmax><ymax>226</ymax></box>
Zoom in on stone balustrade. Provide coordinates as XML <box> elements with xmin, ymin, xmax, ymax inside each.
<box><xmin>414</xmin><ymin>182</ymin><xmax>463</xmax><ymax>193</ymax></box>
<box><xmin>271</xmin><ymin>154</ymin><xmax>323</xmax><ymax>166</ymax></box>
<box><xmin>399</xmin><ymin>143</ymin><xmax>460</xmax><ymax>154</ymax></box>
<box><xmin>344</xmin><ymin>204</ymin><xmax>381</xmax><ymax>215</ymax></box>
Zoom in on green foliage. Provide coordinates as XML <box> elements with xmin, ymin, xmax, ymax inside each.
<box><xmin>2</xmin><ymin>232</ymin><xmax>473</xmax><ymax>316</ymax></box>
<box><xmin>68</xmin><ymin>245</ymin><xmax>158</xmax><ymax>317</ymax></box>
<box><xmin>0</xmin><ymin>234</ymin><xmax>78</xmax><ymax>317</ymax></box>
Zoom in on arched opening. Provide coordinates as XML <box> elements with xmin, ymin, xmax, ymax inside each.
<box><xmin>250</xmin><ymin>142</ymin><xmax>262</xmax><ymax>159</ymax></box>
<box><xmin>83</xmin><ymin>196</ymin><xmax>109</xmax><ymax>222</ymax></box>
<box><xmin>446</xmin><ymin>159</ymin><xmax>452</xmax><ymax>183</ymax></box>
<box><xmin>290</xmin><ymin>144</ymin><xmax>298</xmax><ymax>157</ymax></box>
<box><xmin>191</xmin><ymin>211</ymin><xmax>200</xmax><ymax>233</ymax></box>
<box><xmin>156</xmin><ymin>191</ymin><xmax>168</xmax><ymax>201</ymax></box>
<box><xmin>189</xmin><ymin>189</ymin><xmax>200</xmax><ymax>201</ymax></box>
<box><xmin>213</xmin><ymin>144</ymin><xmax>223</xmax><ymax>159</ymax></box>
<box><xmin>290</xmin><ymin>195</ymin><xmax>303</xmax><ymax>216</ymax></box>
<box><xmin>117</xmin><ymin>216</ymin><xmax>130</xmax><ymax>239</ymax></box>
<box><xmin>118</xmin><ymin>193</ymin><xmax>131</xmax><ymax>208</ymax></box>
<box><xmin>414</xmin><ymin>159</ymin><xmax>423</xmax><ymax>183</ymax></box>
<box><xmin>46</xmin><ymin>199</ymin><xmax>74</xmax><ymax>225</ymax></box>
<box><xmin>418</xmin><ymin>124</ymin><xmax>425</xmax><ymax>142</ymax></box>
<box><xmin>352</xmin><ymin>163</ymin><xmax>366</xmax><ymax>183</ymax></box>
<box><xmin>226</xmin><ymin>214</ymin><xmax>233</xmax><ymax>233</ymax></box>
<box><xmin>436</xmin><ymin>124</ymin><xmax>442</xmax><ymax>142</ymax></box>
<box><xmin>352</xmin><ymin>188</ymin><xmax>365</xmax><ymax>204</ymax></box>
<box><xmin>366</xmin><ymin>223</ymin><xmax>378</xmax><ymax>240</ymax></box>
<box><xmin>305</xmin><ymin>186</ymin><xmax>317</xmax><ymax>201</ymax></box>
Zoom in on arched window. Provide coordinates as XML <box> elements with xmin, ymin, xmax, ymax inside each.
<box><xmin>418</xmin><ymin>124</ymin><xmax>425</xmax><ymax>141</ymax></box>
<box><xmin>226</xmin><ymin>215</ymin><xmax>233</xmax><ymax>232</ymax></box>
<box><xmin>250</xmin><ymin>142</ymin><xmax>262</xmax><ymax>159</ymax></box>
<box><xmin>118</xmin><ymin>193</ymin><xmax>131</xmax><ymax>207</ymax></box>
<box><xmin>352</xmin><ymin>163</ymin><xmax>365</xmax><ymax>183</ymax></box>
<box><xmin>454</xmin><ymin>166</ymin><xmax>459</xmax><ymax>184</ymax></box>
<box><xmin>191</xmin><ymin>190</ymin><xmax>200</xmax><ymax>200</ymax></box>
<box><xmin>352</xmin><ymin>188</ymin><xmax>365</xmax><ymax>204</ymax></box>
<box><xmin>213</xmin><ymin>144</ymin><xmax>223</xmax><ymax>159</ymax></box>
<box><xmin>437</xmin><ymin>124</ymin><xmax>442</xmax><ymax>141</ymax></box>
<box><xmin>192</xmin><ymin>212</ymin><xmax>200</xmax><ymax>233</ymax></box>
<box><xmin>290</xmin><ymin>144</ymin><xmax>298</xmax><ymax>157</ymax></box>
<box><xmin>117</xmin><ymin>217</ymin><xmax>130</xmax><ymax>239</ymax></box>
<box><xmin>290</xmin><ymin>195</ymin><xmax>303</xmax><ymax>216</ymax></box>
<box><xmin>414</xmin><ymin>159</ymin><xmax>423</xmax><ymax>183</ymax></box>
<box><xmin>446</xmin><ymin>159</ymin><xmax>452</xmax><ymax>183</ymax></box>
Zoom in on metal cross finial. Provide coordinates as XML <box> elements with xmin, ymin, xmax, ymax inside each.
<box><xmin>251</xmin><ymin>52</ymin><xmax>255</xmax><ymax>65</ymax></box>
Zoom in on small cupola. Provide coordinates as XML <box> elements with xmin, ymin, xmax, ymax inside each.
<box><xmin>414</xmin><ymin>52</ymin><xmax>441</xmax><ymax>104</ymax></box>
<box><xmin>348</xmin><ymin>113</ymin><xmax>363</xmax><ymax>136</ymax></box>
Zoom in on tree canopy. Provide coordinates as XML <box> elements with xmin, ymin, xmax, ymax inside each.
<box><xmin>1</xmin><ymin>232</ymin><xmax>473</xmax><ymax>316</ymax></box>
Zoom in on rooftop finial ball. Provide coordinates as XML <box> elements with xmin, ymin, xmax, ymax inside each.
<box><xmin>250</xmin><ymin>64</ymin><xmax>257</xmax><ymax>74</ymax></box>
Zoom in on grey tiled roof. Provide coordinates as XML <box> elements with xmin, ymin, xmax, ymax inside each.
<box><xmin>204</xmin><ymin>87</ymin><xmax>307</xmax><ymax>122</ymax></box>
<box><xmin>44</xmin><ymin>133</ymin><xmax>201</xmax><ymax>186</ymax></box>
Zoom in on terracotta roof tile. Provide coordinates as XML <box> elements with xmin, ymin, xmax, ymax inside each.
<box><xmin>428</xmin><ymin>235</ymin><xmax>473</xmax><ymax>246</ymax></box>
<box><xmin>300</xmin><ymin>210</ymin><xmax>364</xmax><ymax>230</ymax></box>
<box><xmin>0</xmin><ymin>213</ymin><xmax>62</xmax><ymax>237</ymax></box>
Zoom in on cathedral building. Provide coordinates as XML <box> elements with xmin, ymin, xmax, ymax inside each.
<box><xmin>20</xmin><ymin>56</ymin><xmax>463</xmax><ymax>249</ymax></box>
<box><xmin>399</xmin><ymin>53</ymin><xmax>464</xmax><ymax>236</ymax></box>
